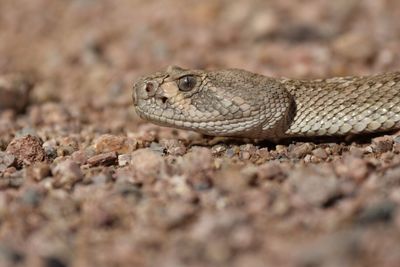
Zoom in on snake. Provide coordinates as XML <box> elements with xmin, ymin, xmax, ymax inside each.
<box><xmin>132</xmin><ymin>66</ymin><xmax>400</xmax><ymax>141</ymax></box>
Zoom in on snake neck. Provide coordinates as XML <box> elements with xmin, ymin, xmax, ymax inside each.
<box><xmin>280</xmin><ymin>73</ymin><xmax>400</xmax><ymax>137</ymax></box>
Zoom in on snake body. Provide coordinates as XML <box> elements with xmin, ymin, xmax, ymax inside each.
<box><xmin>132</xmin><ymin>66</ymin><xmax>400</xmax><ymax>141</ymax></box>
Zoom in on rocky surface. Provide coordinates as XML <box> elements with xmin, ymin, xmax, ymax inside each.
<box><xmin>1</xmin><ymin>1</ymin><xmax>400</xmax><ymax>266</ymax></box>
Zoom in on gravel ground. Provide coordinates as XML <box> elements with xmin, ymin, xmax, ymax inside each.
<box><xmin>1</xmin><ymin>1</ymin><xmax>400</xmax><ymax>266</ymax></box>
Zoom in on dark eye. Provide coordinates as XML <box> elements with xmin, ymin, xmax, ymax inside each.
<box><xmin>178</xmin><ymin>75</ymin><xmax>196</xmax><ymax>92</ymax></box>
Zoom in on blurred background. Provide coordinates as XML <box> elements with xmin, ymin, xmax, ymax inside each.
<box><xmin>3</xmin><ymin>0</ymin><xmax>400</xmax><ymax>74</ymax></box>
<box><xmin>2</xmin><ymin>0</ymin><xmax>400</xmax><ymax>99</ymax></box>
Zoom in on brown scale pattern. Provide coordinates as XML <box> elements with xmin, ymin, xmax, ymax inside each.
<box><xmin>133</xmin><ymin>67</ymin><xmax>400</xmax><ymax>140</ymax></box>
<box><xmin>284</xmin><ymin>72</ymin><xmax>400</xmax><ymax>137</ymax></box>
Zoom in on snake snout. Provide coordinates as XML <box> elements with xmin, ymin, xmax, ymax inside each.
<box><xmin>133</xmin><ymin>80</ymin><xmax>159</xmax><ymax>105</ymax></box>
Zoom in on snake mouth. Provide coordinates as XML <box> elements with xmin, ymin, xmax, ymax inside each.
<box><xmin>133</xmin><ymin>100</ymin><xmax>267</xmax><ymax>138</ymax></box>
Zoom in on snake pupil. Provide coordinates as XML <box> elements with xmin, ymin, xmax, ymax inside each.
<box><xmin>178</xmin><ymin>75</ymin><xmax>196</xmax><ymax>91</ymax></box>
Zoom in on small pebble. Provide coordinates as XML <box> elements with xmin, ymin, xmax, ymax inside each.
<box><xmin>371</xmin><ymin>135</ymin><xmax>394</xmax><ymax>153</ymax></box>
<box><xmin>42</xmin><ymin>140</ymin><xmax>58</xmax><ymax>159</ymax></box>
<box><xmin>275</xmin><ymin>145</ymin><xmax>288</xmax><ymax>155</ymax></box>
<box><xmin>214</xmin><ymin>164</ymin><xmax>253</xmax><ymax>193</ymax></box>
<box><xmin>0</xmin><ymin>74</ymin><xmax>33</xmax><ymax>112</ymax></box>
<box><xmin>6</xmin><ymin>135</ymin><xmax>46</xmax><ymax>168</ymax></box>
<box><xmin>349</xmin><ymin>146</ymin><xmax>364</xmax><ymax>157</ymax></box>
<box><xmin>288</xmin><ymin>143</ymin><xmax>314</xmax><ymax>159</ymax></box>
<box><xmin>256</xmin><ymin>148</ymin><xmax>270</xmax><ymax>159</ymax></box>
<box><xmin>27</xmin><ymin>162</ymin><xmax>51</xmax><ymax>181</ymax></box>
<box><xmin>333</xmin><ymin>32</ymin><xmax>377</xmax><ymax>61</ymax></box>
<box><xmin>52</xmin><ymin>159</ymin><xmax>83</xmax><ymax>188</ymax></box>
<box><xmin>149</xmin><ymin>142</ymin><xmax>165</xmax><ymax>154</ymax></box>
<box><xmin>334</xmin><ymin>155</ymin><xmax>370</xmax><ymax>182</ymax></box>
<box><xmin>356</xmin><ymin>201</ymin><xmax>396</xmax><ymax>225</ymax></box>
<box><xmin>159</xmin><ymin>202</ymin><xmax>196</xmax><ymax>230</ymax></box>
<box><xmin>57</xmin><ymin>137</ymin><xmax>79</xmax><ymax>156</ymax></box>
<box><xmin>130</xmin><ymin>148</ymin><xmax>165</xmax><ymax>182</ymax></box>
<box><xmin>288</xmin><ymin>166</ymin><xmax>340</xmax><ymax>207</ymax></box>
<box><xmin>0</xmin><ymin>152</ymin><xmax>16</xmax><ymax>172</ymax></box>
<box><xmin>118</xmin><ymin>153</ymin><xmax>132</xmax><ymax>167</ymax></box>
<box><xmin>21</xmin><ymin>187</ymin><xmax>43</xmax><ymax>206</ymax></box>
<box><xmin>225</xmin><ymin>148</ymin><xmax>236</xmax><ymax>158</ymax></box>
<box><xmin>92</xmin><ymin>173</ymin><xmax>112</xmax><ymax>185</ymax></box>
<box><xmin>257</xmin><ymin>161</ymin><xmax>286</xmax><ymax>181</ymax></box>
<box><xmin>93</xmin><ymin>134</ymin><xmax>137</xmax><ymax>154</ymax></box>
<box><xmin>211</xmin><ymin>144</ymin><xmax>227</xmax><ymax>156</ymax></box>
<box><xmin>159</xmin><ymin>139</ymin><xmax>187</xmax><ymax>156</ymax></box>
<box><xmin>87</xmin><ymin>152</ymin><xmax>118</xmax><ymax>167</ymax></box>
<box><xmin>393</xmin><ymin>135</ymin><xmax>400</xmax><ymax>144</ymax></box>
<box><xmin>239</xmin><ymin>144</ymin><xmax>257</xmax><ymax>160</ymax></box>
<box><xmin>71</xmin><ymin>150</ymin><xmax>88</xmax><ymax>165</ymax></box>
<box><xmin>392</xmin><ymin>142</ymin><xmax>400</xmax><ymax>154</ymax></box>
<box><xmin>312</xmin><ymin>147</ymin><xmax>328</xmax><ymax>160</ymax></box>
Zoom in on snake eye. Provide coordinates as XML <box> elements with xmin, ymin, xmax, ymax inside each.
<box><xmin>178</xmin><ymin>75</ymin><xmax>196</xmax><ymax>92</ymax></box>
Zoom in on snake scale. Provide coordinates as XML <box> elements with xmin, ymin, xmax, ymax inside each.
<box><xmin>132</xmin><ymin>66</ymin><xmax>400</xmax><ymax>141</ymax></box>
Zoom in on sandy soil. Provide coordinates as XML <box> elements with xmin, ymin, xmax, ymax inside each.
<box><xmin>1</xmin><ymin>0</ymin><xmax>400</xmax><ymax>266</ymax></box>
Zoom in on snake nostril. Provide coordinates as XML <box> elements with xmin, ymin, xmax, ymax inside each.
<box><xmin>161</xmin><ymin>97</ymin><xmax>168</xmax><ymax>104</ymax></box>
<box><xmin>145</xmin><ymin>82</ymin><xmax>153</xmax><ymax>93</ymax></box>
<box><xmin>144</xmin><ymin>82</ymin><xmax>157</xmax><ymax>97</ymax></box>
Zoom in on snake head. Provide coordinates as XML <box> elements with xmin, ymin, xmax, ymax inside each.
<box><xmin>132</xmin><ymin>65</ymin><xmax>293</xmax><ymax>138</ymax></box>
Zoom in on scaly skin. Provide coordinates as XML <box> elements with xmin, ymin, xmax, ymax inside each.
<box><xmin>132</xmin><ymin>66</ymin><xmax>400</xmax><ymax>141</ymax></box>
